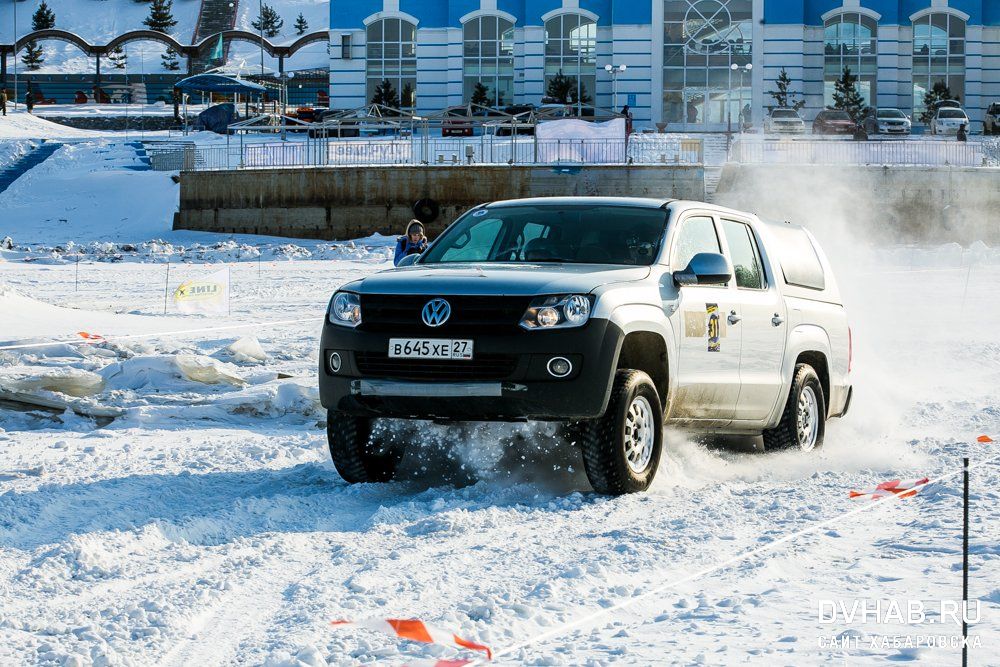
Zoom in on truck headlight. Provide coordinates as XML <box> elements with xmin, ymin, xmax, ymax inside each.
<box><xmin>329</xmin><ymin>292</ymin><xmax>362</xmax><ymax>327</ymax></box>
<box><xmin>520</xmin><ymin>295</ymin><xmax>592</xmax><ymax>330</ymax></box>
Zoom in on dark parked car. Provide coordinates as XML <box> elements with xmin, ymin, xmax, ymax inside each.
<box><xmin>442</xmin><ymin>105</ymin><xmax>474</xmax><ymax>137</ymax></box>
<box><xmin>812</xmin><ymin>109</ymin><xmax>856</xmax><ymax>135</ymax></box>
<box><xmin>986</xmin><ymin>103</ymin><xmax>1000</xmax><ymax>135</ymax></box>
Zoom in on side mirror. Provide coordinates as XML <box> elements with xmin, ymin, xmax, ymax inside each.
<box><xmin>396</xmin><ymin>253</ymin><xmax>420</xmax><ymax>268</ymax></box>
<box><xmin>673</xmin><ymin>252</ymin><xmax>732</xmax><ymax>286</ymax></box>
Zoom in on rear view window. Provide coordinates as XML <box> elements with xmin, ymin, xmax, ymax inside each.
<box><xmin>770</xmin><ymin>226</ymin><xmax>826</xmax><ymax>290</ymax></box>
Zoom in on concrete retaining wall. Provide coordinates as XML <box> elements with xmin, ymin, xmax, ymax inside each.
<box><xmin>175</xmin><ymin>164</ymin><xmax>706</xmax><ymax>240</ymax></box>
<box><xmin>714</xmin><ymin>164</ymin><xmax>1000</xmax><ymax>244</ymax></box>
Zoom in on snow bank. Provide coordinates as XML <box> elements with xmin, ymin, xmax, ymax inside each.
<box><xmin>0</xmin><ymin>112</ymin><xmax>99</xmax><ymax>140</ymax></box>
<box><xmin>0</xmin><ymin>284</ymin><xmax>190</xmax><ymax>343</ymax></box>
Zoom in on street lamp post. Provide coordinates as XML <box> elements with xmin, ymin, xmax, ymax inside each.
<box><xmin>604</xmin><ymin>63</ymin><xmax>627</xmax><ymax>111</ymax></box>
<box><xmin>730</xmin><ymin>62</ymin><xmax>752</xmax><ymax>135</ymax></box>
<box><xmin>12</xmin><ymin>0</ymin><xmax>17</xmax><ymax>111</ymax></box>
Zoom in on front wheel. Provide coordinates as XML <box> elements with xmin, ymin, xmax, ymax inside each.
<box><xmin>326</xmin><ymin>411</ymin><xmax>404</xmax><ymax>483</ymax></box>
<box><xmin>763</xmin><ymin>364</ymin><xmax>826</xmax><ymax>452</ymax></box>
<box><xmin>578</xmin><ymin>370</ymin><xmax>664</xmax><ymax>495</ymax></box>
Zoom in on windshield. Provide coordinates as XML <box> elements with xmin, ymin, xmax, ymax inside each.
<box><xmin>419</xmin><ymin>205</ymin><xmax>668</xmax><ymax>265</ymax></box>
<box><xmin>822</xmin><ymin>111</ymin><xmax>851</xmax><ymax>120</ymax></box>
<box><xmin>772</xmin><ymin>109</ymin><xmax>799</xmax><ymax>118</ymax></box>
<box><xmin>939</xmin><ymin>109</ymin><xmax>966</xmax><ymax>119</ymax></box>
<box><xmin>877</xmin><ymin>109</ymin><xmax>905</xmax><ymax>119</ymax></box>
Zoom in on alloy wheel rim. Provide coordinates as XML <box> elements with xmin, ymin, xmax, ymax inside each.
<box><xmin>624</xmin><ymin>395</ymin><xmax>655</xmax><ymax>474</ymax></box>
<box><xmin>796</xmin><ymin>385</ymin><xmax>819</xmax><ymax>451</ymax></box>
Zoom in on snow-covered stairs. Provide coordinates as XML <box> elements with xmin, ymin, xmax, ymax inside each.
<box><xmin>191</xmin><ymin>0</ymin><xmax>240</xmax><ymax>73</ymax></box>
<box><xmin>122</xmin><ymin>141</ymin><xmax>153</xmax><ymax>171</ymax></box>
<box><xmin>0</xmin><ymin>141</ymin><xmax>62</xmax><ymax>195</ymax></box>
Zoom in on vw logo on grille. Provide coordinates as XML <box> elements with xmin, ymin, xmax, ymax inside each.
<box><xmin>421</xmin><ymin>298</ymin><xmax>451</xmax><ymax>327</ymax></box>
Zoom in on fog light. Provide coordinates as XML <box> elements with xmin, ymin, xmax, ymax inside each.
<box><xmin>329</xmin><ymin>352</ymin><xmax>342</xmax><ymax>373</ymax></box>
<box><xmin>547</xmin><ymin>357</ymin><xmax>572</xmax><ymax>378</ymax></box>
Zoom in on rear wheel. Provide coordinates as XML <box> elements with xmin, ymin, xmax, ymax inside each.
<box><xmin>326</xmin><ymin>410</ymin><xmax>404</xmax><ymax>483</ymax></box>
<box><xmin>578</xmin><ymin>370</ymin><xmax>663</xmax><ymax>495</ymax></box>
<box><xmin>763</xmin><ymin>364</ymin><xmax>826</xmax><ymax>452</ymax></box>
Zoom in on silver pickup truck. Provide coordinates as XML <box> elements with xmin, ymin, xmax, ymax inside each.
<box><xmin>320</xmin><ymin>198</ymin><xmax>852</xmax><ymax>495</ymax></box>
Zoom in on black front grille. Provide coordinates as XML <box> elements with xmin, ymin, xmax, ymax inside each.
<box><xmin>360</xmin><ymin>295</ymin><xmax>530</xmax><ymax>333</ymax></box>
<box><xmin>355</xmin><ymin>352</ymin><xmax>517</xmax><ymax>381</ymax></box>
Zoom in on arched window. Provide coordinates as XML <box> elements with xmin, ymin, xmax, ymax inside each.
<box><xmin>662</xmin><ymin>0</ymin><xmax>753</xmax><ymax>129</ymax></box>
<box><xmin>366</xmin><ymin>18</ymin><xmax>417</xmax><ymax>109</ymax></box>
<box><xmin>912</xmin><ymin>12</ymin><xmax>965</xmax><ymax>118</ymax></box>
<box><xmin>544</xmin><ymin>13</ymin><xmax>597</xmax><ymax>109</ymax></box>
<box><xmin>463</xmin><ymin>15</ymin><xmax>515</xmax><ymax>107</ymax></box>
<box><xmin>823</xmin><ymin>13</ymin><xmax>877</xmax><ymax>107</ymax></box>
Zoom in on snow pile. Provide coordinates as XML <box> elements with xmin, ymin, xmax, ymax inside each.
<box><xmin>0</xmin><ymin>139</ymin><xmax>37</xmax><ymax>168</ymax></box>
<box><xmin>0</xmin><ymin>112</ymin><xmax>100</xmax><ymax>139</ymax></box>
<box><xmin>0</xmin><ymin>283</ymin><xmax>191</xmax><ymax>343</ymax></box>
<box><xmin>2</xmin><ymin>236</ymin><xmax>396</xmax><ymax>263</ymax></box>
<box><xmin>0</xmin><ymin>142</ymin><xmax>179</xmax><ymax>243</ymax></box>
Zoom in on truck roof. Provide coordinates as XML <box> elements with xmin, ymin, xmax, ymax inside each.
<box><xmin>484</xmin><ymin>196</ymin><xmax>676</xmax><ymax>210</ymax></box>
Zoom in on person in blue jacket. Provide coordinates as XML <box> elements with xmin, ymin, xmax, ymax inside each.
<box><xmin>394</xmin><ymin>220</ymin><xmax>428</xmax><ymax>266</ymax></box>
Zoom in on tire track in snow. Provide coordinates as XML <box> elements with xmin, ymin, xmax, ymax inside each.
<box><xmin>157</xmin><ymin>546</ymin><xmax>326</xmax><ymax>667</ymax></box>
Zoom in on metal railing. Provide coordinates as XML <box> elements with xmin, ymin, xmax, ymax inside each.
<box><xmin>731</xmin><ymin>138</ymin><xmax>992</xmax><ymax>167</ymax></box>
<box><xmin>151</xmin><ymin>135</ymin><xmax>705</xmax><ymax>171</ymax></box>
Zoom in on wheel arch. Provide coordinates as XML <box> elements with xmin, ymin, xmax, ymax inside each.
<box><xmin>608</xmin><ymin>305</ymin><xmax>674</xmax><ymax>411</ymax></box>
<box><xmin>782</xmin><ymin>324</ymin><xmax>834</xmax><ymax>419</ymax></box>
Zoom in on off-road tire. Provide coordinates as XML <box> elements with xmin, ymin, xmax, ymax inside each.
<box><xmin>326</xmin><ymin>410</ymin><xmax>403</xmax><ymax>483</ymax></box>
<box><xmin>578</xmin><ymin>370</ymin><xmax>663</xmax><ymax>495</ymax></box>
<box><xmin>763</xmin><ymin>364</ymin><xmax>826</xmax><ymax>451</ymax></box>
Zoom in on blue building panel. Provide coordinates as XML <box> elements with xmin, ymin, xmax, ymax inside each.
<box><xmin>330</xmin><ymin>0</ymin><xmax>382</xmax><ymax>29</ymax></box>
<box><xmin>444</xmin><ymin>0</ymin><xmax>480</xmax><ymax>26</ymax></box>
<box><xmin>610</xmin><ymin>0</ymin><xmax>651</xmax><ymax>24</ymax></box>
<box><xmin>400</xmin><ymin>0</ymin><xmax>448</xmax><ymax>25</ymax></box>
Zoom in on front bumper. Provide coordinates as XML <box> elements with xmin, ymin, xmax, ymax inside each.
<box><xmin>319</xmin><ymin>318</ymin><xmax>624</xmax><ymax>421</ymax></box>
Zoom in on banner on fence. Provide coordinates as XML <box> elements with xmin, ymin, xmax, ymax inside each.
<box><xmin>173</xmin><ymin>267</ymin><xmax>230</xmax><ymax>315</ymax></box>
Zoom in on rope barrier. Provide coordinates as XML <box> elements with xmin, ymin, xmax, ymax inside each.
<box><xmin>473</xmin><ymin>449</ymin><xmax>1000</xmax><ymax>664</ymax></box>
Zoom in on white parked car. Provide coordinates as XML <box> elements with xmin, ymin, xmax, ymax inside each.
<box><xmin>764</xmin><ymin>108</ymin><xmax>806</xmax><ymax>134</ymax></box>
<box><xmin>930</xmin><ymin>107</ymin><xmax>970</xmax><ymax>135</ymax></box>
<box><xmin>320</xmin><ymin>198</ymin><xmax>853</xmax><ymax>494</ymax></box>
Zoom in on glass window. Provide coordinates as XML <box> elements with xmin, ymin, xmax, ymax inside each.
<box><xmin>463</xmin><ymin>16</ymin><xmax>515</xmax><ymax>107</ymax></box>
<box><xmin>544</xmin><ymin>13</ymin><xmax>597</xmax><ymax>111</ymax></box>
<box><xmin>770</xmin><ymin>226</ymin><xmax>825</xmax><ymax>291</ymax></box>
<box><xmin>672</xmin><ymin>216</ymin><xmax>721</xmax><ymax>270</ymax></box>
<box><xmin>365</xmin><ymin>18</ymin><xmax>418</xmax><ymax>108</ymax></box>
<box><xmin>421</xmin><ymin>206</ymin><xmax>668</xmax><ymax>266</ymax></box>
<box><xmin>823</xmin><ymin>12</ymin><xmax>877</xmax><ymax>108</ymax></box>
<box><xmin>912</xmin><ymin>13</ymin><xmax>965</xmax><ymax>118</ymax></box>
<box><xmin>664</xmin><ymin>0</ymin><xmax>752</xmax><ymax>128</ymax></box>
<box><xmin>721</xmin><ymin>220</ymin><xmax>764</xmax><ymax>289</ymax></box>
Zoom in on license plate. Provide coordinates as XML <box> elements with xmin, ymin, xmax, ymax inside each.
<box><xmin>388</xmin><ymin>338</ymin><xmax>474</xmax><ymax>360</ymax></box>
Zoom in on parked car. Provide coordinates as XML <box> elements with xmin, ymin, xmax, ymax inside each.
<box><xmin>862</xmin><ymin>108</ymin><xmax>911</xmax><ymax>136</ymax></box>
<box><xmin>442</xmin><ymin>105</ymin><xmax>474</xmax><ymax>137</ymax></box>
<box><xmin>812</xmin><ymin>109</ymin><xmax>856</xmax><ymax>135</ymax></box>
<box><xmin>986</xmin><ymin>103</ymin><xmax>1000</xmax><ymax>135</ymax></box>
<box><xmin>929</xmin><ymin>106</ymin><xmax>970</xmax><ymax>135</ymax></box>
<box><xmin>319</xmin><ymin>198</ymin><xmax>853</xmax><ymax>495</ymax></box>
<box><xmin>764</xmin><ymin>108</ymin><xmax>806</xmax><ymax>134</ymax></box>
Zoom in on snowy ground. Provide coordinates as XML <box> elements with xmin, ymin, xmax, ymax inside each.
<box><xmin>0</xmin><ymin>247</ymin><xmax>998</xmax><ymax>667</ymax></box>
<box><xmin>0</xmin><ymin>126</ymin><xmax>998</xmax><ymax>665</ymax></box>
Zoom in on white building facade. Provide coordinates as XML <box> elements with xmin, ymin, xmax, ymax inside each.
<box><xmin>328</xmin><ymin>1</ymin><xmax>1000</xmax><ymax>130</ymax></box>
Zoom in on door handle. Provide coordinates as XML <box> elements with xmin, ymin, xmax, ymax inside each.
<box><xmin>772</xmin><ymin>313</ymin><xmax>784</xmax><ymax>326</ymax></box>
<box><xmin>727</xmin><ymin>310</ymin><xmax>741</xmax><ymax>325</ymax></box>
